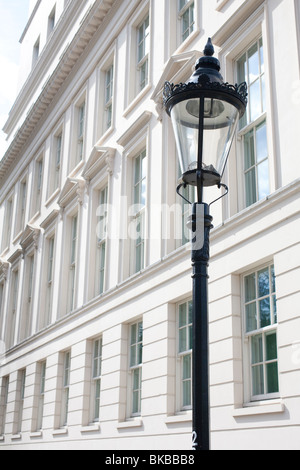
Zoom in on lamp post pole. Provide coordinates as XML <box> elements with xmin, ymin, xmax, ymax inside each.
<box><xmin>191</xmin><ymin>202</ymin><xmax>212</xmax><ymax>451</ymax></box>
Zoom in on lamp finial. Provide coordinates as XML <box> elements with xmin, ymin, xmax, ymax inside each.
<box><xmin>204</xmin><ymin>38</ymin><xmax>214</xmax><ymax>57</ymax></box>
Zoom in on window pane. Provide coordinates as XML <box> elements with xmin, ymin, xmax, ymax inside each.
<box><xmin>259</xmin><ymin>37</ymin><xmax>264</xmax><ymax>73</ymax></box>
<box><xmin>273</xmin><ymin>295</ymin><xmax>277</xmax><ymax>324</ymax></box>
<box><xmin>94</xmin><ymin>379</ymin><xmax>101</xmax><ymax>420</ymax></box>
<box><xmin>138</xmin><ymin>321</ymin><xmax>143</xmax><ymax>343</ymax></box>
<box><xmin>266</xmin><ymin>332</ymin><xmax>277</xmax><ymax>361</ymax></box>
<box><xmin>246</xmin><ymin>303</ymin><xmax>257</xmax><ymax>332</ymax></box>
<box><xmin>248</xmin><ymin>42</ymin><xmax>259</xmax><ymax>83</ymax></box>
<box><xmin>132</xmin><ymin>368</ymin><xmax>141</xmax><ymax>414</ymax></box>
<box><xmin>257</xmin><ymin>159</ymin><xmax>270</xmax><ymax>201</ymax></box>
<box><xmin>182</xmin><ymin>354</ymin><xmax>192</xmax><ymax>407</ymax></box>
<box><xmin>245</xmin><ymin>168</ymin><xmax>257</xmax><ymax>207</ymax></box>
<box><xmin>130</xmin><ymin>344</ymin><xmax>137</xmax><ymax>367</ymax></box>
<box><xmin>183</xmin><ymin>354</ymin><xmax>191</xmax><ymax>380</ymax></box>
<box><xmin>251</xmin><ymin>334</ymin><xmax>263</xmax><ymax>364</ymax></box>
<box><xmin>244</xmin><ymin>130</ymin><xmax>255</xmax><ymax>170</ymax></box>
<box><xmin>258</xmin><ymin>267</ymin><xmax>270</xmax><ymax>297</ymax></box>
<box><xmin>245</xmin><ymin>273</ymin><xmax>256</xmax><ymax>302</ymax></box>
<box><xmin>237</xmin><ymin>53</ymin><xmax>247</xmax><ymax>83</ymax></box>
<box><xmin>261</xmin><ymin>75</ymin><xmax>266</xmax><ymax>112</ymax></box>
<box><xmin>179</xmin><ymin>327</ymin><xmax>187</xmax><ymax>353</ymax></box>
<box><xmin>266</xmin><ymin>362</ymin><xmax>279</xmax><ymax>393</ymax></box>
<box><xmin>271</xmin><ymin>265</ymin><xmax>276</xmax><ymax>292</ymax></box>
<box><xmin>259</xmin><ymin>298</ymin><xmax>271</xmax><ymax>328</ymax></box>
<box><xmin>252</xmin><ymin>364</ymin><xmax>264</xmax><ymax>396</ymax></box>
<box><xmin>256</xmin><ymin>122</ymin><xmax>268</xmax><ymax>162</ymax></box>
<box><xmin>131</xmin><ymin>324</ymin><xmax>137</xmax><ymax>345</ymax></box>
<box><xmin>249</xmin><ymin>80</ymin><xmax>261</xmax><ymax>121</ymax></box>
<box><xmin>179</xmin><ymin>303</ymin><xmax>187</xmax><ymax>327</ymax></box>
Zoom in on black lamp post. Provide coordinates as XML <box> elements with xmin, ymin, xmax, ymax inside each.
<box><xmin>163</xmin><ymin>38</ymin><xmax>247</xmax><ymax>451</ymax></box>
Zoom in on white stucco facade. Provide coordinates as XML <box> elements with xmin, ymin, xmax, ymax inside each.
<box><xmin>0</xmin><ymin>0</ymin><xmax>300</xmax><ymax>450</ymax></box>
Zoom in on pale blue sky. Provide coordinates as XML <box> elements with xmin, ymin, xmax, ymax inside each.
<box><xmin>0</xmin><ymin>0</ymin><xmax>30</xmax><ymax>157</ymax></box>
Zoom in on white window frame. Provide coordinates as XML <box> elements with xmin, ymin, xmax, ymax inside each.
<box><xmin>236</xmin><ymin>37</ymin><xmax>269</xmax><ymax>209</ymax></box>
<box><xmin>242</xmin><ymin>263</ymin><xmax>279</xmax><ymax>403</ymax></box>
<box><xmin>6</xmin><ymin>267</ymin><xmax>20</xmax><ymax>349</ymax></box>
<box><xmin>128</xmin><ymin>321</ymin><xmax>143</xmax><ymax>417</ymax></box>
<box><xmin>47</xmin><ymin>5</ymin><xmax>56</xmax><ymax>38</ymax></box>
<box><xmin>77</xmin><ymin>102</ymin><xmax>86</xmax><ymax>164</ymax></box>
<box><xmin>39</xmin><ymin>211</ymin><xmax>58</xmax><ymax>329</ymax></box>
<box><xmin>178</xmin><ymin>0</ymin><xmax>195</xmax><ymax>44</ymax></box>
<box><xmin>15</xmin><ymin>369</ymin><xmax>26</xmax><ymax>434</ymax></box>
<box><xmin>137</xmin><ymin>14</ymin><xmax>150</xmax><ymax>94</ymax></box>
<box><xmin>104</xmin><ymin>64</ymin><xmax>114</xmax><ymax>132</ymax></box>
<box><xmin>124</xmin><ymin>2</ymin><xmax>152</xmax><ymax>112</ymax></box>
<box><xmin>37</xmin><ymin>361</ymin><xmax>46</xmax><ymax>431</ymax></box>
<box><xmin>31</xmin><ymin>154</ymin><xmax>44</xmax><ymax>219</ymax></box>
<box><xmin>118</xmin><ymin>114</ymin><xmax>151</xmax><ymax>282</ymax></box>
<box><xmin>69</xmin><ymin>91</ymin><xmax>87</xmax><ymax>173</ymax></box>
<box><xmin>131</xmin><ymin>149</ymin><xmax>146</xmax><ymax>275</ymax></box>
<box><xmin>166</xmin><ymin>0</ymin><xmax>200</xmax><ymax>56</ymax></box>
<box><xmin>32</xmin><ymin>36</ymin><xmax>40</xmax><ymax>68</ymax></box>
<box><xmin>61</xmin><ymin>351</ymin><xmax>71</xmax><ymax>427</ymax></box>
<box><xmin>91</xmin><ymin>337</ymin><xmax>102</xmax><ymax>422</ymax></box>
<box><xmin>177</xmin><ymin>300</ymin><xmax>193</xmax><ymax>411</ymax></box>
<box><xmin>68</xmin><ymin>214</ymin><xmax>78</xmax><ymax>314</ymax></box>
<box><xmin>0</xmin><ymin>376</ymin><xmax>9</xmax><ymax>436</ymax></box>
<box><xmin>1</xmin><ymin>194</ymin><xmax>13</xmax><ymax>253</ymax></box>
<box><xmin>47</xmin><ymin>124</ymin><xmax>64</xmax><ymax>200</ymax></box>
<box><xmin>219</xmin><ymin>11</ymin><xmax>276</xmax><ymax>216</ymax></box>
<box><xmin>95</xmin><ymin>186</ymin><xmax>108</xmax><ymax>296</ymax></box>
<box><xmin>95</xmin><ymin>45</ymin><xmax>116</xmax><ymax>143</ymax></box>
<box><xmin>19</xmin><ymin>252</ymin><xmax>35</xmax><ymax>342</ymax></box>
<box><xmin>14</xmin><ymin>177</ymin><xmax>28</xmax><ymax>238</ymax></box>
<box><xmin>45</xmin><ymin>235</ymin><xmax>55</xmax><ymax>327</ymax></box>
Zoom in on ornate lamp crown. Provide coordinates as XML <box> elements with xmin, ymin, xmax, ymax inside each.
<box><xmin>163</xmin><ymin>38</ymin><xmax>248</xmax><ymax>116</ymax></box>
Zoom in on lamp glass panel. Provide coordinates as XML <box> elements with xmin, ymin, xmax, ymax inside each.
<box><xmin>170</xmin><ymin>96</ymin><xmax>239</xmax><ymax>181</ymax></box>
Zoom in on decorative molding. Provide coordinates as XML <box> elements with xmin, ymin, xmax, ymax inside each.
<box><xmin>0</xmin><ymin>0</ymin><xmax>116</xmax><ymax>184</ymax></box>
<box><xmin>58</xmin><ymin>177</ymin><xmax>86</xmax><ymax>208</ymax></box>
<box><xmin>0</xmin><ymin>260</ymin><xmax>9</xmax><ymax>280</ymax></box>
<box><xmin>117</xmin><ymin>111</ymin><xmax>152</xmax><ymax>148</ymax></box>
<box><xmin>82</xmin><ymin>147</ymin><xmax>116</xmax><ymax>182</ymax></box>
<box><xmin>151</xmin><ymin>50</ymin><xmax>201</xmax><ymax>121</ymax></box>
<box><xmin>40</xmin><ymin>209</ymin><xmax>59</xmax><ymax>230</ymax></box>
<box><xmin>20</xmin><ymin>224</ymin><xmax>41</xmax><ymax>252</ymax></box>
<box><xmin>163</xmin><ymin>77</ymin><xmax>248</xmax><ymax>111</ymax></box>
<box><xmin>7</xmin><ymin>249</ymin><xmax>23</xmax><ymax>266</ymax></box>
<box><xmin>212</xmin><ymin>0</ymin><xmax>265</xmax><ymax>46</ymax></box>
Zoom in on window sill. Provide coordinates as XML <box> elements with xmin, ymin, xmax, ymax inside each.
<box><xmin>165</xmin><ymin>411</ymin><xmax>192</xmax><ymax>425</ymax></box>
<box><xmin>30</xmin><ymin>431</ymin><xmax>43</xmax><ymax>438</ymax></box>
<box><xmin>117</xmin><ymin>418</ymin><xmax>143</xmax><ymax>430</ymax></box>
<box><xmin>232</xmin><ymin>400</ymin><xmax>285</xmax><ymax>418</ymax></box>
<box><xmin>123</xmin><ymin>83</ymin><xmax>152</xmax><ymax>118</ymax></box>
<box><xmin>96</xmin><ymin>125</ymin><xmax>114</xmax><ymax>147</ymax></box>
<box><xmin>11</xmin><ymin>433</ymin><xmax>22</xmax><ymax>440</ymax></box>
<box><xmin>174</xmin><ymin>29</ymin><xmax>201</xmax><ymax>56</ymax></box>
<box><xmin>52</xmin><ymin>427</ymin><xmax>68</xmax><ymax>436</ymax></box>
<box><xmin>80</xmin><ymin>423</ymin><xmax>100</xmax><ymax>433</ymax></box>
<box><xmin>45</xmin><ymin>188</ymin><xmax>60</xmax><ymax>207</ymax></box>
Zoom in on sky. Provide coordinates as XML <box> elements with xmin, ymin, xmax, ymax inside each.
<box><xmin>0</xmin><ymin>0</ymin><xmax>30</xmax><ymax>159</ymax></box>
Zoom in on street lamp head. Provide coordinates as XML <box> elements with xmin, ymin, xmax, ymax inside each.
<box><xmin>164</xmin><ymin>38</ymin><xmax>247</xmax><ymax>196</ymax></box>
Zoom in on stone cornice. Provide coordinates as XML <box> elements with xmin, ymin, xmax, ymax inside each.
<box><xmin>19</xmin><ymin>224</ymin><xmax>41</xmax><ymax>252</ymax></box>
<box><xmin>0</xmin><ymin>0</ymin><xmax>116</xmax><ymax>185</ymax></box>
<box><xmin>82</xmin><ymin>146</ymin><xmax>116</xmax><ymax>182</ymax></box>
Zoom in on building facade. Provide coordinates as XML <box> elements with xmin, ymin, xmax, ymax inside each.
<box><xmin>0</xmin><ymin>0</ymin><xmax>300</xmax><ymax>450</ymax></box>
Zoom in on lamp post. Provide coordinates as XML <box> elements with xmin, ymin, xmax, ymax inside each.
<box><xmin>163</xmin><ymin>38</ymin><xmax>247</xmax><ymax>451</ymax></box>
